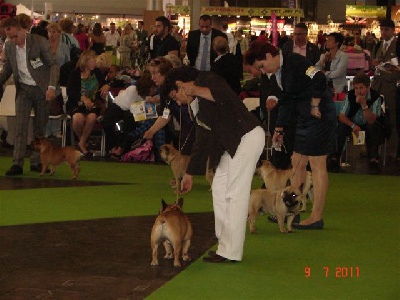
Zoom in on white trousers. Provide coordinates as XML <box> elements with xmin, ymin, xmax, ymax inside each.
<box><xmin>212</xmin><ymin>126</ymin><xmax>265</xmax><ymax>261</ymax></box>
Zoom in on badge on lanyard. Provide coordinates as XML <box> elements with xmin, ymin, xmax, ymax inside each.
<box><xmin>30</xmin><ymin>58</ymin><xmax>43</xmax><ymax>69</ymax></box>
<box><xmin>162</xmin><ymin>108</ymin><xmax>170</xmax><ymax>119</ymax></box>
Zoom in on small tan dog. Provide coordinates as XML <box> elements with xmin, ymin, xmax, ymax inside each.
<box><xmin>31</xmin><ymin>138</ymin><xmax>82</xmax><ymax>179</ymax></box>
<box><xmin>160</xmin><ymin>144</ymin><xmax>190</xmax><ymax>189</ymax></box>
<box><xmin>256</xmin><ymin>160</ymin><xmax>313</xmax><ymax>211</ymax></box>
<box><xmin>151</xmin><ymin>198</ymin><xmax>193</xmax><ymax>267</ymax></box>
<box><xmin>160</xmin><ymin>144</ymin><xmax>214</xmax><ymax>190</ymax></box>
<box><xmin>248</xmin><ymin>183</ymin><xmax>303</xmax><ymax>234</ymax></box>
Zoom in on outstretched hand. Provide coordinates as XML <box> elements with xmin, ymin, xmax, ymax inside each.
<box><xmin>179</xmin><ymin>173</ymin><xmax>193</xmax><ymax>194</ymax></box>
<box><xmin>311</xmin><ymin>106</ymin><xmax>321</xmax><ymax>119</ymax></box>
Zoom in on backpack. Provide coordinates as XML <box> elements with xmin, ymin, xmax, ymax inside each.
<box><xmin>120</xmin><ymin>139</ymin><xmax>155</xmax><ymax>162</ymax></box>
<box><xmin>62</xmin><ymin>33</ymin><xmax>82</xmax><ymax>61</ymax></box>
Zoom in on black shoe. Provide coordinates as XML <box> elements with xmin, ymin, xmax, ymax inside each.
<box><xmin>327</xmin><ymin>158</ymin><xmax>341</xmax><ymax>173</ymax></box>
<box><xmin>5</xmin><ymin>165</ymin><xmax>23</xmax><ymax>176</ymax></box>
<box><xmin>295</xmin><ymin>220</ymin><xmax>324</xmax><ymax>230</ymax></box>
<box><xmin>369</xmin><ymin>161</ymin><xmax>380</xmax><ymax>175</ymax></box>
<box><xmin>30</xmin><ymin>163</ymin><xmax>50</xmax><ymax>173</ymax></box>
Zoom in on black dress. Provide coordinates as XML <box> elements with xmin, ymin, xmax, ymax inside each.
<box><xmin>277</xmin><ymin>53</ymin><xmax>336</xmax><ymax>156</ymax></box>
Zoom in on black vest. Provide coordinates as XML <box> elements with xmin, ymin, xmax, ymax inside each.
<box><xmin>347</xmin><ymin>89</ymin><xmax>380</xmax><ymax>119</ymax></box>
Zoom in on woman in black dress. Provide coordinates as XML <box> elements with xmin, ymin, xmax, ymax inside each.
<box><xmin>244</xmin><ymin>41</ymin><xmax>336</xmax><ymax>229</ymax></box>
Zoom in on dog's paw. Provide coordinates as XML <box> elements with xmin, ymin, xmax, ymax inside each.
<box><xmin>39</xmin><ymin>173</ymin><xmax>45</xmax><ymax>176</ymax></box>
<box><xmin>182</xmin><ymin>254</ymin><xmax>191</xmax><ymax>261</ymax></box>
<box><xmin>164</xmin><ymin>253</ymin><xmax>173</xmax><ymax>259</ymax></box>
<box><xmin>151</xmin><ymin>260</ymin><xmax>159</xmax><ymax>266</ymax></box>
<box><xmin>280</xmin><ymin>229</ymin><xmax>288</xmax><ymax>233</ymax></box>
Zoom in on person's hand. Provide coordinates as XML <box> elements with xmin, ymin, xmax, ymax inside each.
<box><xmin>352</xmin><ymin>124</ymin><xmax>361</xmax><ymax>135</ymax></box>
<box><xmin>82</xmin><ymin>96</ymin><xmax>94</xmax><ymax>110</ymax></box>
<box><xmin>180</xmin><ymin>173</ymin><xmax>193</xmax><ymax>194</ymax></box>
<box><xmin>143</xmin><ymin>129</ymin><xmax>154</xmax><ymax>140</ymax></box>
<box><xmin>266</xmin><ymin>98</ymin><xmax>278</xmax><ymax>111</ymax></box>
<box><xmin>100</xmin><ymin>84</ymin><xmax>110</xmax><ymax>98</ymax></box>
<box><xmin>46</xmin><ymin>89</ymin><xmax>56</xmax><ymax>101</ymax></box>
<box><xmin>355</xmin><ymin>95</ymin><xmax>367</xmax><ymax>106</ymax></box>
<box><xmin>311</xmin><ymin>105</ymin><xmax>321</xmax><ymax>119</ymax></box>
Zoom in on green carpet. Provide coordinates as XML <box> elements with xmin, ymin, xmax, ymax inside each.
<box><xmin>0</xmin><ymin>157</ymin><xmax>399</xmax><ymax>299</ymax></box>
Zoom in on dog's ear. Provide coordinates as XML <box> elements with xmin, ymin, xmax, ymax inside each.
<box><xmin>161</xmin><ymin>199</ymin><xmax>168</xmax><ymax>212</ymax></box>
<box><xmin>177</xmin><ymin>197</ymin><xmax>184</xmax><ymax>209</ymax></box>
<box><xmin>285</xmin><ymin>179</ymin><xmax>291</xmax><ymax>187</ymax></box>
<box><xmin>299</xmin><ymin>183</ymin><xmax>304</xmax><ymax>193</ymax></box>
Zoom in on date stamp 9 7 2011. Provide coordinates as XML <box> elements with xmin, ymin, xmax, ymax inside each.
<box><xmin>304</xmin><ymin>266</ymin><xmax>360</xmax><ymax>278</ymax></box>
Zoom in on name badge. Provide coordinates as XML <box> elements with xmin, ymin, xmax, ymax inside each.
<box><xmin>30</xmin><ymin>58</ymin><xmax>43</xmax><ymax>69</ymax></box>
<box><xmin>162</xmin><ymin>108</ymin><xmax>170</xmax><ymax>119</ymax></box>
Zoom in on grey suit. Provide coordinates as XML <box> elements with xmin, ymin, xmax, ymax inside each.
<box><xmin>0</xmin><ymin>33</ymin><xmax>59</xmax><ymax>168</ymax></box>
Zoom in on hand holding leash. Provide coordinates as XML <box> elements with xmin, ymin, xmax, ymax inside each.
<box><xmin>179</xmin><ymin>173</ymin><xmax>193</xmax><ymax>194</ymax></box>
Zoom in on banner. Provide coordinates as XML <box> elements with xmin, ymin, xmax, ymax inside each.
<box><xmin>200</xmin><ymin>6</ymin><xmax>304</xmax><ymax>18</ymax></box>
<box><xmin>165</xmin><ymin>5</ymin><xmax>191</xmax><ymax>15</ymax></box>
<box><xmin>345</xmin><ymin>5</ymin><xmax>387</xmax><ymax>18</ymax></box>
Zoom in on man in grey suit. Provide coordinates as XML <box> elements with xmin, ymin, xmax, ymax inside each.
<box><xmin>186</xmin><ymin>15</ymin><xmax>227</xmax><ymax>71</ymax></box>
<box><xmin>0</xmin><ymin>17</ymin><xmax>59</xmax><ymax>176</ymax></box>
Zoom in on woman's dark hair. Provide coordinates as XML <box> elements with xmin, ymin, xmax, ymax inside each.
<box><xmin>243</xmin><ymin>40</ymin><xmax>279</xmax><ymax>66</ymax></box>
<box><xmin>136</xmin><ymin>70</ymin><xmax>157</xmax><ymax>98</ymax></box>
<box><xmin>327</xmin><ymin>32</ymin><xmax>344</xmax><ymax>48</ymax></box>
<box><xmin>161</xmin><ymin>67</ymin><xmax>200</xmax><ymax>100</ymax></box>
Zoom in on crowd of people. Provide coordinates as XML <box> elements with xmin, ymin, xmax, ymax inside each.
<box><xmin>0</xmin><ymin>13</ymin><xmax>398</xmax><ymax>264</ymax></box>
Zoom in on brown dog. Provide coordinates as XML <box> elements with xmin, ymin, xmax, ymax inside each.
<box><xmin>31</xmin><ymin>138</ymin><xmax>82</xmax><ymax>179</ymax></box>
<box><xmin>256</xmin><ymin>160</ymin><xmax>313</xmax><ymax>211</ymax></box>
<box><xmin>160</xmin><ymin>144</ymin><xmax>190</xmax><ymax>189</ymax></box>
<box><xmin>248</xmin><ymin>184</ymin><xmax>303</xmax><ymax>234</ymax></box>
<box><xmin>150</xmin><ymin>198</ymin><xmax>193</xmax><ymax>267</ymax></box>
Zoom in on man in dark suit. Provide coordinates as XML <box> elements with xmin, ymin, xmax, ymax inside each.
<box><xmin>186</xmin><ymin>14</ymin><xmax>227</xmax><ymax>71</ymax></box>
<box><xmin>136</xmin><ymin>21</ymin><xmax>148</xmax><ymax>65</ymax></box>
<box><xmin>0</xmin><ymin>17</ymin><xmax>59</xmax><ymax>176</ymax></box>
<box><xmin>282</xmin><ymin>22</ymin><xmax>320</xmax><ymax>65</ymax></box>
<box><xmin>152</xmin><ymin>16</ymin><xmax>180</xmax><ymax>59</ymax></box>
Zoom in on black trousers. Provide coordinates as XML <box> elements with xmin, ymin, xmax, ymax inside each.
<box><xmin>103</xmin><ymin>103</ymin><xmax>136</xmax><ymax>152</ymax></box>
<box><xmin>335</xmin><ymin>122</ymin><xmax>380</xmax><ymax>160</ymax></box>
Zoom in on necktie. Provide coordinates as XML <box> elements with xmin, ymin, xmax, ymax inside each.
<box><xmin>382</xmin><ymin>43</ymin><xmax>388</xmax><ymax>56</ymax></box>
<box><xmin>200</xmin><ymin>36</ymin><xmax>209</xmax><ymax>71</ymax></box>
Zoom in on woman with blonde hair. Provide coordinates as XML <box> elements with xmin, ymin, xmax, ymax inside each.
<box><xmin>118</xmin><ymin>24</ymin><xmax>134</xmax><ymax>68</ymax></box>
<box><xmin>66</xmin><ymin>50</ymin><xmax>107</xmax><ymax>156</ymax></box>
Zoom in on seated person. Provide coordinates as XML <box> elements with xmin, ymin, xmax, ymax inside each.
<box><xmin>328</xmin><ymin>73</ymin><xmax>383</xmax><ymax>174</ymax></box>
<box><xmin>103</xmin><ymin>71</ymin><xmax>158</xmax><ymax>157</ymax></box>
<box><xmin>104</xmin><ymin>64</ymin><xmax>127</xmax><ymax>96</ymax></box>
<box><xmin>66</xmin><ymin>50</ymin><xmax>108</xmax><ymax>156</ymax></box>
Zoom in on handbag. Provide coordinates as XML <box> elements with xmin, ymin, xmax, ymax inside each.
<box><xmin>120</xmin><ymin>138</ymin><xmax>154</xmax><ymax>162</ymax></box>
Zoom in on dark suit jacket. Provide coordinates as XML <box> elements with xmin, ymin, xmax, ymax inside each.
<box><xmin>186</xmin><ymin>72</ymin><xmax>261</xmax><ymax>175</ymax></box>
<box><xmin>210</xmin><ymin>53</ymin><xmax>242</xmax><ymax>95</ymax></box>
<box><xmin>0</xmin><ymin>33</ymin><xmax>59</xmax><ymax>94</ymax></box>
<box><xmin>136</xmin><ymin>29</ymin><xmax>148</xmax><ymax>56</ymax></box>
<box><xmin>186</xmin><ymin>28</ymin><xmax>227</xmax><ymax>68</ymax></box>
<box><xmin>282</xmin><ymin>40</ymin><xmax>320</xmax><ymax>65</ymax></box>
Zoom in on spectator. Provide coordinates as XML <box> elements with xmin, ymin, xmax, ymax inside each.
<box><xmin>316</xmin><ymin>32</ymin><xmax>348</xmax><ymax>93</ymax></box>
<box><xmin>186</xmin><ymin>14</ymin><xmax>227</xmax><ymax>71</ymax></box>
<box><xmin>152</xmin><ymin>16</ymin><xmax>180</xmax><ymax>59</ymax></box>
<box><xmin>282</xmin><ymin>22</ymin><xmax>320</xmax><ymax>65</ymax></box>
<box><xmin>89</xmin><ymin>22</ymin><xmax>106</xmax><ymax>55</ymax></box>
<box><xmin>104</xmin><ymin>22</ymin><xmax>120</xmax><ymax>49</ymax></box>
<box><xmin>371</xmin><ymin>19</ymin><xmax>400</xmax><ymax>159</ymax></box>
<box><xmin>328</xmin><ymin>73</ymin><xmax>383</xmax><ymax>174</ymax></box>
<box><xmin>66</xmin><ymin>50</ymin><xmax>107</xmax><ymax>156</ymax></box>
<box><xmin>74</xmin><ymin>23</ymin><xmax>89</xmax><ymax>51</ymax></box>
<box><xmin>210</xmin><ymin>36</ymin><xmax>242</xmax><ymax>95</ymax></box>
